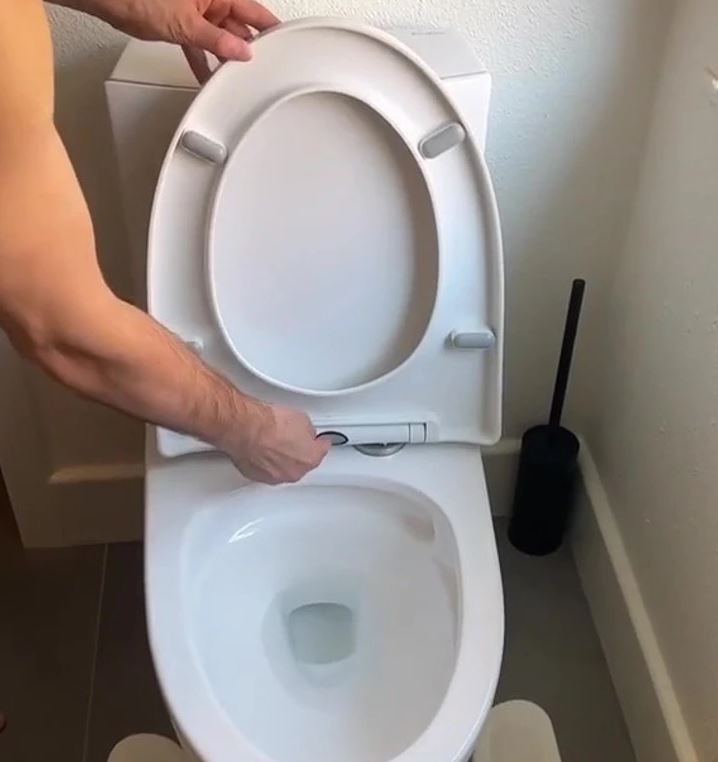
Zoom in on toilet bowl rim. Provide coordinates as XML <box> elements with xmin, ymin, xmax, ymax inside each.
<box><xmin>145</xmin><ymin>444</ymin><xmax>505</xmax><ymax>762</ymax></box>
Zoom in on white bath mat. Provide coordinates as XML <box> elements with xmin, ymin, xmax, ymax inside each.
<box><xmin>108</xmin><ymin>734</ymin><xmax>188</xmax><ymax>762</ymax></box>
<box><xmin>474</xmin><ymin>700</ymin><xmax>562</xmax><ymax>762</ymax></box>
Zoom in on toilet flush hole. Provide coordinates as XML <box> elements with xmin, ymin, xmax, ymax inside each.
<box><xmin>288</xmin><ymin>602</ymin><xmax>356</xmax><ymax>665</ymax></box>
<box><xmin>354</xmin><ymin>442</ymin><xmax>406</xmax><ymax>457</ymax></box>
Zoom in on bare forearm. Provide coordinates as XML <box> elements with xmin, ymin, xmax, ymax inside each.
<box><xmin>21</xmin><ymin>294</ymin><xmax>263</xmax><ymax>451</ymax></box>
<box><xmin>4</xmin><ymin>288</ymin><xmax>329</xmax><ymax>483</ymax></box>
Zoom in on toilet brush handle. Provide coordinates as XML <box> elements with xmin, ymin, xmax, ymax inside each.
<box><xmin>548</xmin><ymin>279</ymin><xmax>585</xmax><ymax>430</ymax></box>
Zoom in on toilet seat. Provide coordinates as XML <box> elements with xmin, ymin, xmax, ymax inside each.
<box><xmin>148</xmin><ymin>17</ymin><xmax>503</xmax><ymax>456</ymax></box>
<box><xmin>146</xmin><ymin>444</ymin><xmax>504</xmax><ymax>762</ymax></box>
<box><xmin>145</xmin><ymin>18</ymin><xmax>505</xmax><ymax>762</ymax></box>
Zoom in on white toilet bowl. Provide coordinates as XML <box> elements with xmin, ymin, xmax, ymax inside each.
<box><xmin>108</xmin><ymin>17</ymin><xmax>506</xmax><ymax>762</ymax></box>
<box><xmin>146</xmin><ymin>444</ymin><xmax>503</xmax><ymax>762</ymax></box>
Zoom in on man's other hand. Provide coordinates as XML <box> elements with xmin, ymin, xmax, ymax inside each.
<box><xmin>61</xmin><ymin>0</ymin><xmax>279</xmax><ymax>81</ymax></box>
<box><xmin>221</xmin><ymin>403</ymin><xmax>332</xmax><ymax>485</ymax></box>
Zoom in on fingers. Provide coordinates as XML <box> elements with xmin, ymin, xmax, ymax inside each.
<box><xmin>228</xmin><ymin>404</ymin><xmax>329</xmax><ymax>484</ymax></box>
<box><xmin>189</xmin><ymin>16</ymin><xmax>252</xmax><ymax>62</ymax></box>
<box><xmin>182</xmin><ymin>0</ymin><xmax>278</xmax><ymax>78</ymax></box>
<box><xmin>314</xmin><ymin>437</ymin><xmax>332</xmax><ymax>459</ymax></box>
<box><xmin>222</xmin><ymin>17</ymin><xmax>254</xmax><ymax>41</ymax></box>
<box><xmin>229</xmin><ymin>0</ymin><xmax>280</xmax><ymax>32</ymax></box>
<box><xmin>182</xmin><ymin>44</ymin><xmax>213</xmax><ymax>83</ymax></box>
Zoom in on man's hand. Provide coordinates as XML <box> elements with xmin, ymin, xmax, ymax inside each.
<box><xmin>58</xmin><ymin>0</ymin><xmax>280</xmax><ymax>81</ymax></box>
<box><xmin>222</xmin><ymin>404</ymin><xmax>332</xmax><ymax>485</ymax></box>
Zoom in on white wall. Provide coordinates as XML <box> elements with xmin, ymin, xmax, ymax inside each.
<box><xmin>29</xmin><ymin>2</ymin><xmax>718</xmax><ymax>755</ymax></box>
<box><xmin>1</xmin><ymin>0</ymin><xmax>677</xmax><ymax>543</ymax></box>
<box><xmin>46</xmin><ymin>5</ymin><xmax>140</xmax><ymax>469</ymax></box>
<box><xmin>36</xmin><ymin>0</ymin><xmax>675</xmax><ymax>481</ymax></box>
<box><xmin>586</xmin><ymin>0</ymin><xmax>718</xmax><ymax>758</ymax></box>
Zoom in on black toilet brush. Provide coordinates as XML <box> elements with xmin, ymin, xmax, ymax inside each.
<box><xmin>508</xmin><ymin>278</ymin><xmax>586</xmax><ymax>555</ymax></box>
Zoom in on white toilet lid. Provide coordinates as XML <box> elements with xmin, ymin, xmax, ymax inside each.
<box><xmin>207</xmin><ymin>81</ymin><xmax>439</xmax><ymax>396</ymax></box>
<box><xmin>149</xmin><ymin>18</ymin><xmax>503</xmax><ymax>443</ymax></box>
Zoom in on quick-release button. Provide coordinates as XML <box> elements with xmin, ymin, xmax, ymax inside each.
<box><xmin>316</xmin><ymin>431</ymin><xmax>349</xmax><ymax>446</ymax></box>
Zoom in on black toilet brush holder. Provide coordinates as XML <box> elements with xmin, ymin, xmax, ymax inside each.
<box><xmin>508</xmin><ymin>278</ymin><xmax>586</xmax><ymax>556</ymax></box>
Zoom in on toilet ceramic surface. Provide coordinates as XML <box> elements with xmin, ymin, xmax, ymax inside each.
<box><xmin>144</xmin><ymin>18</ymin><xmax>505</xmax><ymax>762</ymax></box>
<box><xmin>191</xmin><ymin>485</ymin><xmax>456</xmax><ymax>761</ymax></box>
<box><xmin>146</xmin><ymin>444</ymin><xmax>504</xmax><ymax>762</ymax></box>
<box><xmin>207</xmin><ymin>88</ymin><xmax>439</xmax><ymax>395</ymax></box>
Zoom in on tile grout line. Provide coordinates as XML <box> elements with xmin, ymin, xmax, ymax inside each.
<box><xmin>82</xmin><ymin>543</ymin><xmax>109</xmax><ymax>762</ymax></box>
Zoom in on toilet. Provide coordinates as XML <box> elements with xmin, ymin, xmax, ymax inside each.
<box><xmin>108</xmin><ymin>17</ymin><xmax>504</xmax><ymax>762</ymax></box>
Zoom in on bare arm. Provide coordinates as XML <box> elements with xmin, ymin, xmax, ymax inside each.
<box><xmin>0</xmin><ymin>0</ymin><xmax>328</xmax><ymax>484</ymax></box>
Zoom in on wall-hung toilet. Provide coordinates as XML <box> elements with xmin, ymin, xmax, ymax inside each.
<box><xmin>107</xmin><ymin>18</ymin><xmax>504</xmax><ymax>762</ymax></box>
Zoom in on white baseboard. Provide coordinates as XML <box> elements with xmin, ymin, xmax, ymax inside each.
<box><xmin>483</xmin><ymin>437</ymin><xmax>521</xmax><ymax>517</ymax></box>
<box><xmin>52</xmin><ymin>464</ymin><xmax>144</xmax><ymax>546</ymax></box>
<box><xmin>571</xmin><ymin>445</ymin><xmax>699</xmax><ymax>762</ymax></box>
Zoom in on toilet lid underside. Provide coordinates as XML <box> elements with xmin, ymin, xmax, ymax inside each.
<box><xmin>150</xmin><ymin>20</ymin><xmax>485</xmax><ymax>397</ymax></box>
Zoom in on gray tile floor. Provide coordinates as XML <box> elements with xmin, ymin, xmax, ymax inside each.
<box><xmin>0</xmin><ymin>481</ymin><xmax>104</xmax><ymax>762</ymax></box>
<box><xmin>493</xmin><ymin>519</ymin><xmax>635</xmax><ymax>762</ymax></box>
<box><xmin>0</xmin><ymin>483</ymin><xmax>634</xmax><ymax>762</ymax></box>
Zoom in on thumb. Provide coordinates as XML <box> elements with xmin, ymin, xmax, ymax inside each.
<box><xmin>314</xmin><ymin>436</ymin><xmax>332</xmax><ymax>456</ymax></box>
<box><xmin>189</xmin><ymin>16</ymin><xmax>252</xmax><ymax>61</ymax></box>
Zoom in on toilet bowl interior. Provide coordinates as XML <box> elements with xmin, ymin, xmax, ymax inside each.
<box><xmin>183</xmin><ymin>483</ymin><xmax>461</xmax><ymax>762</ymax></box>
